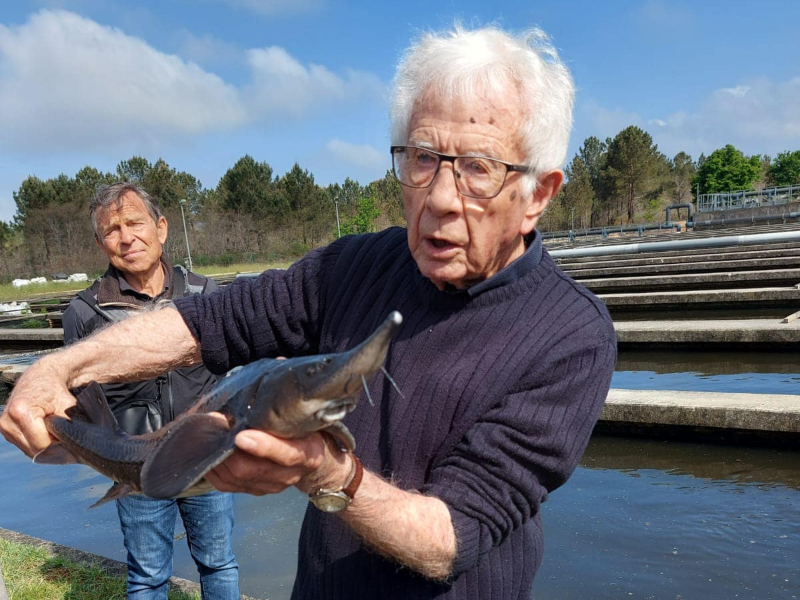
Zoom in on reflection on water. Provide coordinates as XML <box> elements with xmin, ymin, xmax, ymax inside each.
<box><xmin>535</xmin><ymin>437</ymin><xmax>800</xmax><ymax>600</ymax></box>
<box><xmin>612</xmin><ymin>370</ymin><xmax>800</xmax><ymax>395</ymax></box>
<box><xmin>1</xmin><ymin>435</ymin><xmax>798</xmax><ymax>599</ymax></box>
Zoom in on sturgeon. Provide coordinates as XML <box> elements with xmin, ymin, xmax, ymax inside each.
<box><xmin>35</xmin><ymin>311</ymin><xmax>403</xmax><ymax>506</ymax></box>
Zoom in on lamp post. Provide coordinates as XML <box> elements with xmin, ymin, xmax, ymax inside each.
<box><xmin>179</xmin><ymin>198</ymin><xmax>193</xmax><ymax>272</ymax></box>
<box><xmin>334</xmin><ymin>200</ymin><xmax>341</xmax><ymax>238</ymax></box>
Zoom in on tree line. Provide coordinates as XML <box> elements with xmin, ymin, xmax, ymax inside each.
<box><xmin>1</xmin><ymin>156</ymin><xmax>404</xmax><ymax>280</ymax></box>
<box><xmin>2</xmin><ymin>128</ymin><xmax>799</xmax><ymax>281</ymax></box>
<box><xmin>544</xmin><ymin>126</ymin><xmax>800</xmax><ymax>231</ymax></box>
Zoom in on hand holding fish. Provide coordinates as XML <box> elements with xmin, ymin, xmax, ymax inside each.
<box><xmin>0</xmin><ymin>354</ymin><xmax>76</xmax><ymax>457</ymax></box>
<box><xmin>206</xmin><ymin>429</ymin><xmax>352</xmax><ymax>497</ymax></box>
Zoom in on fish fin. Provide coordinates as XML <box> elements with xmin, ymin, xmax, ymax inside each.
<box><xmin>33</xmin><ymin>442</ymin><xmax>80</xmax><ymax>465</ymax></box>
<box><xmin>141</xmin><ymin>414</ymin><xmax>236</xmax><ymax>500</ymax></box>
<box><xmin>69</xmin><ymin>382</ymin><xmax>118</xmax><ymax>429</ymax></box>
<box><xmin>325</xmin><ymin>421</ymin><xmax>356</xmax><ymax>452</ymax></box>
<box><xmin>89</xmin><ymin>483</ymin><xmax>135</xmax><ymax>509</ymax></box>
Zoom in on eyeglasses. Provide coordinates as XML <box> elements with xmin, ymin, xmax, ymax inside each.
<box><xmin>391</xmin><ymin>145</ymin><xmax>532</xmax><ymax>200</ymax></box>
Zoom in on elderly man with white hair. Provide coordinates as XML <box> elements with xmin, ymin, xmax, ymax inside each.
<box><xmin>2</xmin><ymin>25</ymin><xmax>616</xmax><ymax>599</ymax></box>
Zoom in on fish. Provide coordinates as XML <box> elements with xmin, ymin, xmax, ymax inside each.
<box><xmin>34</xmin><ymin>382</ymin><xmax>215</xmax><ymax>507</ymax></box>
<box><xmin>34</xmin><ymin>310</ymin><xmax>403</xmax><ymax>506</ymax></box>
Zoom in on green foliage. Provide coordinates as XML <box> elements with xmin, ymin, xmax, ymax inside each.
<box><xmin>216</xmin><ymin>155</ymin><xmax>283</xmax><ymax>217</ymax></box>
<box><xmin>669</xmin><ymin>151</ymin><xmax>696</xmax><ymax>204</ymax></box>
<box><xmin>602</xmin><ymin>126</ymin><xmax>668</xmax><ymax>223</ymax></box>
<box><xmin>116</xmin><ymin>156</ymin><xmax>203</xmax><ymax>210</ymax></box>
<box><xmin>768</xmin><ymin>150</ymin><xmax>800</xmax><ymax>186</ymax></box>
<box><xmin>693</xmin><ymin>144</ymin><xmax>761</xmax><ymax>194</ymax></box>
<box><xmin>340</xmin><ymin>196</ymin><xmax>381</xmax><ymax>235</ymax></box>
<box><xmin>561</xmin><ymin>155</ymin><xmax>595</xmax><ymax>229</ymax></box>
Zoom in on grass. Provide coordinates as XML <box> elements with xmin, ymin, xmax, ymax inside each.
<box><xmin>192</xmin><ymin>261</ymin><xmax>292</xmax><ymax>277</ymax></box>
<box><xmin>0</xmin><ymin>261</ymin><xmax>292</xmax><ymax>303</ymax></box>
<box><xmin>0</xmin><ymin>537</ymin><xmax>199</xmax><ymax>600</ymax></box>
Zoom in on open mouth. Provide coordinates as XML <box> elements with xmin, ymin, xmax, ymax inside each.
<box><xmin>314</xmin><ymin>400</ymin><xmax>354</xmax><ymax>424</ymax></box>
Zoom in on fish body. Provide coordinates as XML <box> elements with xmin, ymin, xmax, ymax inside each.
<box><xmin>35</xmin><ymin>311</ymin><xmax>403</xmax><ymax>506</ymax></box>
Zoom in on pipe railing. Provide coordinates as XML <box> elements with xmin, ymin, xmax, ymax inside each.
<box><xmin>549</xmin><ymin>230</ymin><xmax>800</xmax><ymax>259</ymax></box>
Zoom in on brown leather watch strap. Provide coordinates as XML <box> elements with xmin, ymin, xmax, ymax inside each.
<box><xmin>342</xmin><ymin>454</ymin><xmax>363</xmax><ymax>500</ymax></box>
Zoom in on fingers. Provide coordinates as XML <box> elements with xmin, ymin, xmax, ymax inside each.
<box><xmin>207</xmin><ymin>431</ymin><xmax>340</xmax><ymax>496</ymax></box>
<box><xmin>0</xmin><ymin>362</ymin><xmax>75</xmax><ymax>458</ymax></box>
<box><xmin>234</xmin><ymin>430</ymin><xmax>324</xmax><ymax>467</ymax></box>
<box><xmin>206</xmin><ymin>450</ymin><xmax>304</xmax><ymax>495</ymax></box>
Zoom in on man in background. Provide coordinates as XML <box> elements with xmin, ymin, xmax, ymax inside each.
<box><xmin>62</xmin><ymin>182</ymin><xmax>239</xmax><ymax>600</ymax></box>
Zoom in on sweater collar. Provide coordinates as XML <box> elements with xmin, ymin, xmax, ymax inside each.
<box><xmin>465</xmin><ymin>231</ymin><xmax>543</xmax><ymax>297</ymax></box>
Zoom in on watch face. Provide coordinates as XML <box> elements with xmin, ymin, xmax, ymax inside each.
<box><xmin>312</xmin><ymin>493</ymin><xmax>350</xmax><ymax>513</ymax></box>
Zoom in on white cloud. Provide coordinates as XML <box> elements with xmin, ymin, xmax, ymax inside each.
<box><xmin>582</xmin><ymin>77</ymin><xmax>800</xmax><ymax>161</ymax></box>
<box><xmin>0</xmin><ymin>10</ymin><xmax>246</xmax><ymax>152</ymax></box>
<box><xmin>0</xmin><ymin>10</ymin><xmax>386</xmax><ymax>154</ymax></box>
<box><xmin>718</xmin><ymin>85</ymin><xmax>751</xmax><ymax>98</ymax></box>
<box><xmin>326</xmin><ymin>140</ymin><xmax>385</xmax><ymax>169</ymax></box>
<box><xmin>175</xmin><ymin>30</ymin><xmax>244</xmax><ymax>69</ymax></box>
<box><xmin>245</xmin><ymin>46</ymin><xmax>385</xmax><ymax>118</ymax></box>
<box><xmin>209</xmin><ymin>0</ymin><xmax>323</xmax><ymax>16</ymax></box>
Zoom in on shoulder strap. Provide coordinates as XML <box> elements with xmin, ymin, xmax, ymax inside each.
<box><xmin>173</xmin><ymin>265</ymin><xmax>206</xmax><ymax>297</ymax></box>
<box><xmin>75</xmin><ymin>286</ymin><xmax>130</xmax><ymax>323</ymax></box>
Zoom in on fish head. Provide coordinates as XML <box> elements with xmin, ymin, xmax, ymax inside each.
<box><xmin>295</xmin><ymin>311</ymin><xmax>402</xmax><ymax>403</ymax></box>
<box><xmin>249</xmin><ymin>311</ymin><xmax>403</xmax><ymax>433</ymax></box>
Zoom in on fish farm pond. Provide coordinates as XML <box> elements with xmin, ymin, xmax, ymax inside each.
<box><xmin>1</xmin><ymin>348</ymin><xmax>799</xmax><ymax>599</ymax></box>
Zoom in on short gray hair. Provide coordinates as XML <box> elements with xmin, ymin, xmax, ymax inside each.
<box><xmin>90</xmin><ymin>182</ymin><xmax>163</xmax><ymax>237</ymax></box>
<box><xmin>390</xmin><ymin>25</ymin><xmax>575</xmax><ymax>196</ymax></box>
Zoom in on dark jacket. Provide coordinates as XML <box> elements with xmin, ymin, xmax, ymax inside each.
<box><xmin>62</xmin><ymin>257</ymin><xmax>218</xmax><ymax>435</ymax></box>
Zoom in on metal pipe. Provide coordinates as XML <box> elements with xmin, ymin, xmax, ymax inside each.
<box><xmin>550</xmin><ymin>230</ymin><xmax>800</xmax><ymax>259</ymax></box>
<box><xmin>665</xmin><ymin>203</ymin><xmax>695</xmax><ymax>224</ymax></box>
<box><xmin>542</xmin><ymin>222</ymin><xmax>680</xmax><ymax>240</ymax></box>
<box><xmin>179</xmin><ymin>198</ymin><xmax>193</xmax><ymax>272</ymax></box>
<box><xmin>691</xmin><ymin>211</ymin><xmax>800</xmax><ymax>228</ymax></box>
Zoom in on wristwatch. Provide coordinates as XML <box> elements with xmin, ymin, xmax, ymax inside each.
<box><xmin>308</xmin><ymin>454</ymin><xmax>364</xmax><ymax>513</ymax></box>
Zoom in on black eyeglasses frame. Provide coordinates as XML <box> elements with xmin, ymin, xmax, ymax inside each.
<box><xmin>390</xmin><ymin>145</ymin><xmax>533</xmax><ymax>200</ymax></box>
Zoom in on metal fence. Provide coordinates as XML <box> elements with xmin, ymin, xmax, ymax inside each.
<box><xmin>697</xmin><ymin>184</ymin><xmax>800</xmax><ymax>213</ymax></box>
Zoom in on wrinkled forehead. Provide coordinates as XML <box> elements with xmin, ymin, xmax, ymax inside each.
<box><xmin>95</xmin><ymin>193</ymin><xmax>153</xmax><ymax>223</ymax></box>
<box><xmin>409</xmin><ymin>82</ymin><xmax>528</xmax><ymax>157</ymax></box>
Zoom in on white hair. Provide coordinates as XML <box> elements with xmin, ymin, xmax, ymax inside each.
<box><xmin>390</xmin><ymin>25</ymin><xmax>575</xmax><ymax>196</ymax></box>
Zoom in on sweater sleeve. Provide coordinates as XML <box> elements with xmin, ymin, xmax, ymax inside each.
<box><xmin>174</xmin><ymin>240</ymin><xmax>346</xmax><ymax>374</ymax></box>
<box><xmin>420</xmin><ymin>338</ymin><xmax>616</xmax><ymax>577</ymax></box>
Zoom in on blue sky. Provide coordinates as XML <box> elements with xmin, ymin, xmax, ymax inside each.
<box><xmin>1</xmin><ymin>0</ymin><xmax>799</xmax><ymax>222</ymax></box>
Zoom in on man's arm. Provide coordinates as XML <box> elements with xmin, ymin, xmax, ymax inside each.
<box><xmin>205</xmin><ymin>430</ymin><xmax>458</xmax><ymax>580</ymax></box>
<box><xmin>0</xmin><ymin>307</ymin><xmax>200</xmax><ymax>457</ymax></box>
<box><xmin>205</xmin><ymin>337</ymin><xmax>616</xmax><ymax>581</ymax></box>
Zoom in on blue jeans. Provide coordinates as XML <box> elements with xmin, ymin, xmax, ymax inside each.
<box><xmin>116</xmin><ymin>491</ymin><xmax>239</xmax><ymax>599</ymax></box>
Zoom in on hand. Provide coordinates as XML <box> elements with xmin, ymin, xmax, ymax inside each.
<box><xmin>0</xmin><ymin>356</ymin><xmax>76</xmax><ymax>457</ymax></box>
<box><xmin>205</xmin><ymin>429</ymin><xmax>351</xmax><ymax>496</ymax></box>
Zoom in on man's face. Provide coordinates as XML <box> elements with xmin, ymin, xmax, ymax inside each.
<box><xmin>94</xmin><ymin>192</ymin><xmax>167</xmax><ymax>276</ymax></box>
<box><xmin>403</xmin><ymin>87</ymin><xmax>558</xmax><ymax>291</ymax></box>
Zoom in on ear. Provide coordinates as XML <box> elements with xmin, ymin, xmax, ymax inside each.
<box><xmin>520</xmin><ymin>170</ymin><xmax>564</xmax><ymax>236</ymax></box>
<box><xmin>157</xmin><ymin>216</ymin><xmax>168</xmax><ymax>245</ymax></box>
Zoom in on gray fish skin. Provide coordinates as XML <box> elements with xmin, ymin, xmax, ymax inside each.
<box><xmin>139</xmin><ymin>311</ymin><xmax>403</xmax><ymax>499</ymax></box>
<box><xmin>37</xmin><ymin>311</ymin><xmax>403</xmax><ymax>505</ymax></box>
<box><xmin>36</xmin><ymin>382</ymin><xmax>214</xmax><ymax>507</ymax></box>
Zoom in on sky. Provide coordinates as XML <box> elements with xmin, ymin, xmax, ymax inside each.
<box><xmin>1</xmin><ymin>0</ymin><xmax>799</xmax><ymax>223</ymax></box>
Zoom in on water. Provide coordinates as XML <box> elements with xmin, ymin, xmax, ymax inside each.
<box><xmin>0</xmin><ymin>434</ymin><xmax>798</xmax><ymax>599</ymax></box>
<box><xmin>1</xmin><ymin>348</ymin><xmax>799</xmax><ymax>598</ymax></box>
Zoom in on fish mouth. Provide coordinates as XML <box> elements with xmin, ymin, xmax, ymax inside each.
<box><xmin>314</xmin><ymin>399</ymin><xmax>355</xmax><ymax>424</ymax></box>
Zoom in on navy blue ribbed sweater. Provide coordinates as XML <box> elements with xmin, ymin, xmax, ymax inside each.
<box><xmin>175</xmin><ymin>227</ymin><xmax>617</xmax><ymax>600</ymax></box>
